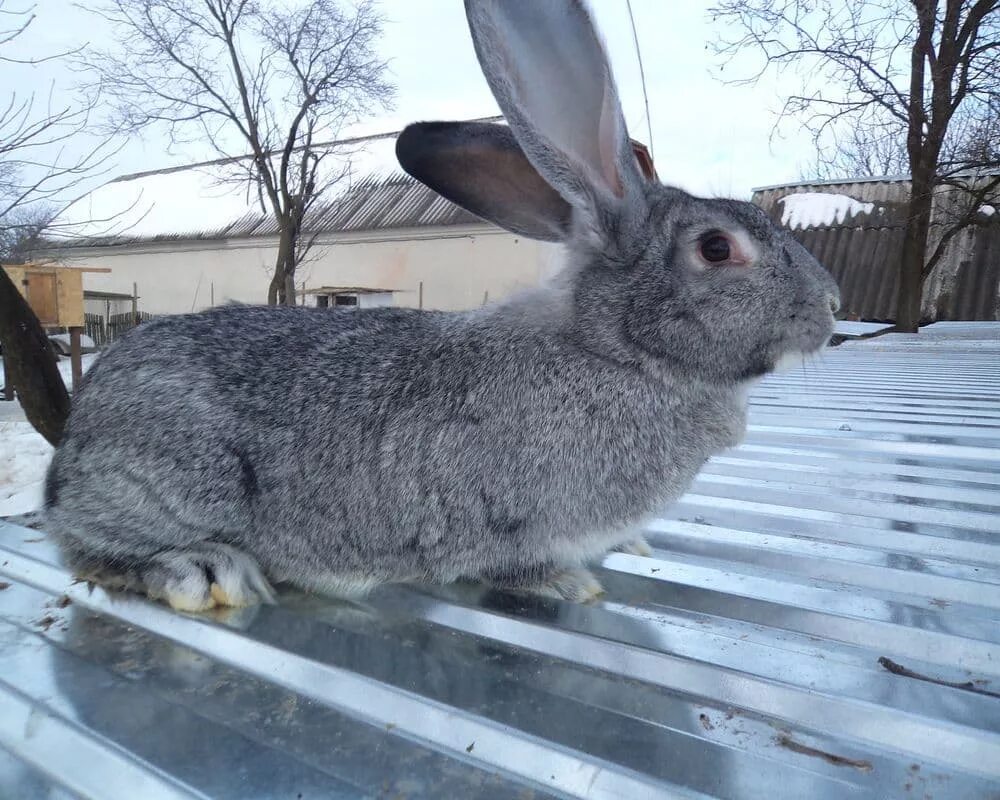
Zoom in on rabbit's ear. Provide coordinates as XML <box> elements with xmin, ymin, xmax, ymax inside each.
<box><xmin>464</xmin><ymin>0</ymin><xmax>644</xmax><ymax>218</ymax></box>
<box><xmin>396</xmin><ymin>121</ymin><xmax>572</xmax><ymax>241</ymax></box>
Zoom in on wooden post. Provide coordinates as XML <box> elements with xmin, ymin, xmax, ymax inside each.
<box><xmin>2</xmin><ymin>351</ymin><xmax>14</xmax><ymax>401</ymax></box>
<box><xmin>210</xmin><ymin>282</ymin><xmax>214</xmax><ymax>308</ymax></box>
<box><xmin>132</xmin><ymin>282</ymin><xmax>139</xmax><ymax>325</ymax></box>
<box><xmin>69</xmin><ymin>326</ymin><xmax>83</xmax><ymax>391</ymax></box>
<box><xmin>418</xmin><ymin>280</ymin><xmax>423</xmax><ymax>310</ymax></box>
<box><xmin>482</xmin><ymin>290</ymin><xmax>489</xmax><ymax>306</ymax></box>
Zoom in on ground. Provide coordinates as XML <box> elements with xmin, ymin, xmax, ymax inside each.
<box><xmin>0</xmin><ymin>354</ymin><xmax>99</xmax><ymax>516</ymax></box>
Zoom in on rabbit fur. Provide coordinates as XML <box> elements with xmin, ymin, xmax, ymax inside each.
<box><xmin>44</xmin><ymin>0</ymin><xmax>839</xmax><ymax>611</ymax></box>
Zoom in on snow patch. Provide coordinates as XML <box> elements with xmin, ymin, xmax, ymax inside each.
<box><xmin>50</xmin><ymin>332</ymin><xmax>97</xmax><ymax>349</ymax></box>
<box><xmin>0</xmin><ymin>421</ymin><xmax>52</xmax><ymax>517</ymax></box>
<box><xmin>779</xmin><ymin>192</ymin><xmax>875</xmax><ymax>230</ymax></box>
<box><xmin>980</xmin><ymin>204</ymin><xmax>997</xmax><ymax>216</ymax></box>
<box><xmin>0</xmin><ymin>353</ymin><xmax>100</xmax><ymax>516</ymax></box>
<box><xmin>1</xmin><ymin>353</ymin><xmax>100</xmax><ymax>392</ymax></box>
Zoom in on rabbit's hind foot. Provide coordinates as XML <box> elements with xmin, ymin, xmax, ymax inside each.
<box><xmin>130</xmin><ymin>543</ymin><xmax>276</xmax><ymax>612</ymax></box>
<box><xmin>489</xmin><ymin>566</ymin><xmax>606</xmax><ymax>603</ymax></box>
<box><xmin>537</xmin><ymin>567</ymin><xmax>606</xmax><ymax>602</ymax></box>
<box><xmin>614</xmin><ymin>536</ymin><xmax>653</xmax><ymax>557</ymax></box>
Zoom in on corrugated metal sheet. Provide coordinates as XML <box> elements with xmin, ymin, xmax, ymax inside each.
<box><xmin>753</xmin><ymin>179</ymin><xmax>1000</xmax><ymax>322</ymax></box>
<box><xmin>1</xmin><ymin>321</ymin><xmax>999</xmax><ymax>799</ymax></box>
<box><xmin>63</xmin><ymin>173</ymin><xmax>485</xmax><ymax>250</ymax></box>
<box><xmin>53</xmin><ymin>131</ymin><xmax>655</xmax><ymax>251</ymax></box>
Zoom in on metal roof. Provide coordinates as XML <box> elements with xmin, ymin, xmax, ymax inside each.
<box><xmin>83</xmin><ymin>290</ymin><xmax>135</xmax><ymax>301</ymax></box>
<box><xmin>53</xmin><ymin>129</ymin><xmax>656</xmax><ymax>250</ymax></box>
<box><xmin>304</xmin><ymin>286</ymin><xmax>399</xmax><ymax>295</ymax></box>
<box><xmin>753</xmin><ymin>181</ymin><xmax>1000</xmax><ymax>323</ymax></box>
<box><xmin>752</xmin><ymin>167</ymin><xmax>1000</xmax><ymax>193</ymax></box>
<box><xmin>58</xmin><ymin>172</ymin><xmax>487</xmax><ymax>249</ymax></box>
<box><xmin>1</xmin><ymin>321</ymin><xmax>999</xmax><ymax>799</ymax></box>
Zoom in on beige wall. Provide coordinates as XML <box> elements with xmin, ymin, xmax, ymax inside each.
<box><xmin>55</xmin><ymin>225</ymin><xmax>565</xmax><ymax>315</ymax></box>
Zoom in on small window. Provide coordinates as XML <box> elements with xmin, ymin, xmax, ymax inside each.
<box><xmin>334</xmin><ymin>294</ymin><xmax>359</xmax><ymax>307</ymax></box>
<box><xmin>316</xmin><ymin>295</ymin><xmax>330</xmax><ymax>308</ymax></box>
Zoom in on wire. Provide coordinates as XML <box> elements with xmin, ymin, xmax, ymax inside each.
<box><xmin>625</xmin><ymin>0</ymin><xmax>654</xmax><ymax>160</ymax></box>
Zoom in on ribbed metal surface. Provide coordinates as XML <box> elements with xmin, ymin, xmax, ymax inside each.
<box><xmin>1</xmin><ymin>322</ymin><xmax>998</xmax><ymax>799</ymax></box>
<box><xmin>64</xmin><ymin>173</ymin><xmax>484</xmax><ymax>249</ymax></box>
<box><xmin>312</xmin><ymin>174</ymin><xmax>482</xmax><ymax>232</ymax></box>
<box><xmin>753</xmin><ymin>180</ymin><xmax>1000</xmax><ymax>323</ymax></box>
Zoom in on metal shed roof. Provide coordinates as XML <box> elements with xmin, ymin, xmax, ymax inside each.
<box><xmin>52</xmin><ymin>128</ymin><xmax>656</xmax><ymax>250</ymax></box>
<box><xmin>1</xmin><ymin>321</ymin><xmax>999</xmax><ymax>799</ymax></box>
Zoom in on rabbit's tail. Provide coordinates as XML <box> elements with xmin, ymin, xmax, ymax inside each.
<box><xmin>0</xmin><ymin>265</ymin><xmax>71</xmax><ymax>445</ymax></box>
<box><xmin>63</xmin><ymin>537</ymin><xmax>276</xmax><ymax>612</ymax></box>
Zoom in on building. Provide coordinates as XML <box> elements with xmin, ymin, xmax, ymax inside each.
<box><xmin>42</xmin><ymin>126</ymin><xmax>656</xmax><ymax>318</ymax></box>
<box><xmin>753</xmin><ymin>175</ymin><xmax>1000</xmax><ymax>322</ymax></box>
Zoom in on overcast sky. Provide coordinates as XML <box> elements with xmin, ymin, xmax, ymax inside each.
<box><xmin>8</xmin><ymin>0</ymin><xmax>819</xmax><ymax>203</ymax></box>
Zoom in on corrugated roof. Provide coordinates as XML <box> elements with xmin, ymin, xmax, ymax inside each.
<box><xmin>753</xmin><ymin>180</ymin><xmax>1000</xmax><ymax>322</ymax></box>
<box><xmin>53</xmin><ymin>121</ymin><xmax>506</xmax><ymax>248</ymax></box>
<box><xmin>54</xmin><ymin>127</ymin><xmax>657</xmax><ymax>250</ymax></box>
<box><xmin>58</xmin><ymin>171</ymin><xmax>485</xmax><ymax>249</ymax></box>
<box><xmin>1</xmin><ymin>321</ymin><xmax>999</xmax><ymax>799</ymax></box>
<box><xmin>753</xmin><ymin>167</ymin><xmax>1000</xmax><ymax>194</ymax></box>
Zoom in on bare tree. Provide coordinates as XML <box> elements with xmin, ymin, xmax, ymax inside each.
<box><xmin>813</xmin><ymin>121</ymin><xmax>910</xmax><ymax>180</ymax></box>
<box><xmin>713</xmin><ymin>0</ymin><xmax>1000</xmax><ymax>331</ymax></box>
<box><xmin>83</xmin><ymin>0</ymin><xmax>394</xmax><ymax>305</ymax></box>
<box><xmin>0</xmin><ymin>202</ymin><xmax>57</xmax><ymax>263</ymax></box>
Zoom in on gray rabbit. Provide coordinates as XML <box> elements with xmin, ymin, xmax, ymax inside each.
<box><xmin>44</xmin><ymin>0</ymin><xmax>839</xmax><ymax>612</ymax></box>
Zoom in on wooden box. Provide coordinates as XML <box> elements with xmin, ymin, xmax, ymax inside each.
<box><xmin>2</xmin><ymin>264</ymin><xmax>89</xmax><ymax>328</ymax></box>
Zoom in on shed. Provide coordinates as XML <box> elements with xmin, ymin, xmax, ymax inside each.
<box><xmin>37</xmin><ymin>124</ymin><xmax>656</xmax><ymax>317</ymax></box>
<box><xmin>302</xmin><ymin>285</ymin><xmax>398</xmax><ymax>309</ymax></box>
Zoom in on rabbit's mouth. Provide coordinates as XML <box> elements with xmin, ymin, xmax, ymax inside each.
<box><xmin>768</xmin><ymin>314</ymin><xmax>835</xmax><ymax>373</ymax></box>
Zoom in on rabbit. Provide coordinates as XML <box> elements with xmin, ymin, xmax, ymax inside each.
<box><xmin>43</xmin><ymin>0</ymin><xmax>839</xmax><ymax>612</ymax></box>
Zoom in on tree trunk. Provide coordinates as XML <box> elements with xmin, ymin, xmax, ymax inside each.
<box><xmin>897</xmin><ymin>171</ymin><xmax>934</xmax><ymax>333</ymax></box>
<box><xmin>269</xmin><ymin>207</ymin><xmax>306</xmax><ymax>306</ymax></box>
<box><xmin>0</xmin><ymin>267</ymin><xmax>71</xmax><ymax>446</ymax></box>
<box><xmin>267</xmin><ymin>271</ymin><xmax>281</xmax><ymax>305</ymax></box>
<box><xmin>269</xmin><ymin>228</ymin><xmax>296</xmax><ymax>306</ymax></box>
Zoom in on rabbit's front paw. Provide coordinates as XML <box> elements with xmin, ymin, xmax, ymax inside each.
<box><xmin>614</xmin><ymin>537</ymin><xmax>653</xmax><ymax>557</ymax></box>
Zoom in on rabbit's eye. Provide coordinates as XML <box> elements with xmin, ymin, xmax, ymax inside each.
<box><xmin>699</xmin><ymin>234</ymin><xmax>732</xmax><ymax>264</ymax></box>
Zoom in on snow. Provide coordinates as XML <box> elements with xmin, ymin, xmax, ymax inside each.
<box><xmin>0</xmin><ymin>353</ymin><xmax>100</xmax><ymax>516</ymax></box>
<box><xmin>0</xmin><ymin>352</ymin><xmax>99</xmax><ymax>393</ymax></box>
<box><xmin>0</xmin><ymin>418</ymin><xmax>52</xmax><ymax>517</ymax></box>
<box><xmin>980</xmin><ymin>204</ymin><xmax>997</xmax><ymax>216</ymax></box>
<box><xmin>49</xmin><ymin>332</ymin><xmax>97</xmax><ymax>349</ymax></box>
<box><xmin>779</xmin><ymin>192</ymin><xmax>876</xmax><ymax>230</ymax></box>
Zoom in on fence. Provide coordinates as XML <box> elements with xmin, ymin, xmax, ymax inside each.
<box><xmin>84</xmin><ymin>311</ymin><xmax>155</xmax><ymax>347</ymax></box>
<box><xmin>752</xmin><ymin>177</ymin><xmax>1000</xmax><ymax>322</ymax></box>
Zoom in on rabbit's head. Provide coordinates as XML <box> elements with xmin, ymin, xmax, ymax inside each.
<box><xmin>397</xmin><ymin>0</ymin><xmax>839</xmax><ymax>382</ymax></box>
